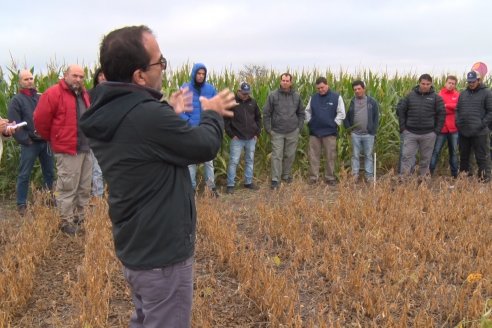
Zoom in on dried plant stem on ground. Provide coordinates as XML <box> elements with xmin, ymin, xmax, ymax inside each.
<box><xmin>0</xmin><ymin>192</ymin><xmax>59</xmax><ymax>327</ymax></box>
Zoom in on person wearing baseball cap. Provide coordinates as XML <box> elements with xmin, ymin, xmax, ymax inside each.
<box><xmin>224</xmin><ymin>82</ymin><xmax>262</xmax><ymax>194</ymax></box>
<box><xmin>455</xmin><ymin>70</ymin><xmax>492</xmax><ymax>181</ymax></box>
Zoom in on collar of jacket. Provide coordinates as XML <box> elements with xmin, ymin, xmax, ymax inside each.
<box><xmin>413</xmin><ymin>85</ymin><xmax>435</xmax><ymax>95</ymax></box>
<box><xmin>466</xmin><ymin>83</ymin><xmax>485</xmax><ymax>93</ymax></box>
<box><xmin>103</xmin><ymin>81</ymin><xmax>164</xmax><ymax>100</ymax></box>
<box><xmin>440</xmin><ymin>87</ymin><xmax>457</xmax><ymax>95</ymax></box>
<box><xmin>19</xmin><ymin>88</ymin><xmax>37</xmax><ymax>97</ymax></box>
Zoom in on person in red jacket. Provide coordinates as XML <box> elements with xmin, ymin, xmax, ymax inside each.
<box><xmin>429</xmin><ymin>75</ymin><xmax>459</xmax><ymax>177</ymax></box>
<box><xmin>34</xmin><ymin>65</ymin><xmax>92</xmax><ymax>234</ymax></box>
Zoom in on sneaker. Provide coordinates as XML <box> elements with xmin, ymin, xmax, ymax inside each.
<box><xmin>211</xmin><ymin>187</ymin><xmax>220</xmax><ymax>198</ymax></box>
<box><xmin>244</xmin><ymin>183</ymin><xmax>259</xmax><ymax>191</ymax></box>
<box><xmin>282</xmin><ymin>177</ymin><xmax>293</xmax><ymax>184</ymax></box>
<box><xmin>271</xmin><ymin>180</ymin><xmax>279</xmax><ymax>190</ymax></box>
<box><xmin>73</xmin><ymin>216</ymin><xmax>85</xmax><ymax>226</ymax></box>
<box><xmin>60</xmin><ymin>223</ymin><xmax>79</xmax><ymax>236</ymax></box>
<box><xmin>226</xmin><ymin>186</ymin><xmax>235</xmax><ymax>194</ymax></box>
<box><xmin>326</xmin><ymin>179</ymin><xmax>338</xmax><ymax>186</ymax></box>
<box><xmin>308</xmin><ymin>178</ymin><xmax>318</xmax><ymax>185</ymax></box>
<box><xmin>17</xmin><ymin>204</ymin><xmax>27</xmax><ymax>216</ymax></box>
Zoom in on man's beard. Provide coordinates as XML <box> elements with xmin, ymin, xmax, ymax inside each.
<box><xmin>69</xmin><ymin>84</ymin><xmax>81</xmax><ymax>95</ymax></box>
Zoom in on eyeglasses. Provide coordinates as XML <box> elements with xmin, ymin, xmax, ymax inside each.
<box><xmin>148</xmin><ymin>55</ymin><xmax>167</xmax><ymax>71</ymax></box>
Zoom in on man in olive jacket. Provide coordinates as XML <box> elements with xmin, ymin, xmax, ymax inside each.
<box><xmin>263</xmin><ymin>73</ymin><xmax>305</xmax><ymax>189</ymax></box>
<box><xmin>398</xmin><ymin>74</ymin><xmax>445</xmax><ymax>176</ymax></box>
<box><xmin>455</xmin><ymin>71</ymin><xmax>492</xmax><ymax>181</ymax></box>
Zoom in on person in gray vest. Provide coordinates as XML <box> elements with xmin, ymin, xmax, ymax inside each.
<box><xmin>344</xmin><ymin>80</ymin><xmax>379</xmax><ymax>182</ymax></box>
<box><xmin>263</xmin><ymin>73</ymin><xmax>304</xmax><ymax>189</ymax></box>
<box><xmin>305</xmin><ymin>77</ymin><xmax>345</xmax><ymax>185</ymax></box>
<box><xmin>397</xmin><ymin>74</ymin><xmax>445</xmax><ymax>177</ymax></box>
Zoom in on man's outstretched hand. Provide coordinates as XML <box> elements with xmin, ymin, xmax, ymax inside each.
<box><xmin>200</xmin><ymin>89</ymin><xmax>236</xmax><ymax>117</ymax></box>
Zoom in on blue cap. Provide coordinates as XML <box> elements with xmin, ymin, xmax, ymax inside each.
<box><xmin>467</xmin><ymin>71</ymin><xmax>480</xmax><ymax>82</ymax></box>
<box><xmin>239</xmin><ymin>82</ymin><xmax>251</xmax><ymax>94</ymax></box>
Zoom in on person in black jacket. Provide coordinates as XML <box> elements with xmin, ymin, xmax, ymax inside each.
<box><xmin>8</xmin><ymin>70</ymin><xmax>55</xmax><ymax>216</ymax></box>
<box><xmin>225</xmin><ymin>82</ymin><xmax>261</xmax><ymax>194</ymax></box>
<box><xmin>79</xmin><ymin>25</ymin><xmax>236</xmax><ymax>328</ymax></box>
<box><xmin>397</xmin><ymin>74</ymin><xmax>445</xmax><ymax>176</ymax></box>
<box><xmin>455</xmin><ymin>71</ymin><xmax>492</xmax><ymax>181</ymax></box>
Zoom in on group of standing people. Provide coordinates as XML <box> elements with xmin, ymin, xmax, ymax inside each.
<box><xmin>237</xmin><ymin>74</ymin><xmax>379</xmax><ymax>189</ymax></box>
<box><xmin>228</xmin><ymin>70</ymin><xmax>492</xmax><ymax>190</ymax></box>
<box><xmin>2</xmin><ymin>23</ymin><xmax>491</xmax><ymax>327</ymax></box>
<box><xmin>398</xmin><ymin>72</ymin><xmax>492</xmax><ymax>181</ymax></box>
<box><xmin>5</xmin><ymin>66</ymin><xmax>105</xmax><ymax>234</ymax></box>
<box><xmin>196</xmin><ymin>73</ymin><xmax>380</xmax><ymax>194</ymax></box>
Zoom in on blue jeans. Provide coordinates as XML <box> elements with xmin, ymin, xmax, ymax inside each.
<box><xmin>16</xmin><ymin>142</ymin><xmax>55</xmax><ymax>205</ymax></box>
<box><xmin>351</xmin><ymin>134</ymin><xmax>375</xmax><ymax>179</ymax></box>
<box><xmin>227</xmin><ymin>138</ymin><xmax>256</xmax><ymax>186</ymax></box>
<box><xmin>429</xmin><ymin>132</ymin><xmax>458</xmax><ymax>177</ymax></box>
<box><xmin>188</xmin><ymin>160</ymin><xmax>215</xmax><ymax>190</ymax></box>
<box><xmin>90</xmin><ymin>150</ymin><xmax>104</xmax><ymax>197</ymax></box>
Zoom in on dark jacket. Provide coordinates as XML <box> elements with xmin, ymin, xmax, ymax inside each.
<box><xmin>224</xmin><ymin>94</ymin><xmax>261</xmax><ymax>139</ymax></box>
<box><xmin>397</xmin><ymin>85</ymin><xmax>445</xmax><ymax>135</ymax></box>
<box><xmin>7</xmin><ymin>89</ymin><xmax>45</xmax><ymax>146</ymax></box>
<box><xmin>263</xmin><ymin>88</ymin><xmax>305</xmax><ymax>134</ymax></box>
<box><xmin>455</xmin><ymin>84</ymin><xmax>492</xmax><ymax>137</ymax></box>
<box><xmin>79</xmin><ymin>82</ymin><xmax>224</xmax><ymax>270</ymax></box>
<box><xmin>343</xmin><ymin>95</ymin><xmax>380</xmax><ymax>135</ymax></box>
<box><xmin>179</xmin><ymin>63</ymin><xmax>217</xmax><ymax>127</ymax></box>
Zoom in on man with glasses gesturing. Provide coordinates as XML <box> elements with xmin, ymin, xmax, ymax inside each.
<box><xmin>79</xmin><ymin>25</ymin><xmax>236</xmax><ymax>327</ymax></box>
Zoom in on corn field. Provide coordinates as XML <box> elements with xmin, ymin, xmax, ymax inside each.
<box><xmin>0</xmin><ymin>63</ymin><xmax>490</xmax><ymax>327</ymax></box>
<box><xmin>2</xmin><ymin>63</ymin><xmax>489</xmax><ymax>196</ymax></box>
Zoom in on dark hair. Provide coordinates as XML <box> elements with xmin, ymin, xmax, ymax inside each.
<box><xmin>99</xmin><ymin>25</ymin><xmax>152</xmax><ymax>82</ymax></box>
<box><xmin>418</xmin><ymin>73</ymin><xmax>432</xmax><ymax>83</ymax></box>
<box><xmin>446</xmin><ymin>75</ymin><xmax>458</xmax><ymax>83</ymax></box>
<box><xmin>315</xmin><ymin>77</ymin><xmax>327</xmax><ymax>85</ymax></box>
<box><xmin>351</xmin><ymin>80</ymin><xmax>365</xmax><ymax>89</ymax></box>
<box><xmin>93</xmin><ymin>67</ymin><xmax>103</xmax><ymax>87</ymax></box>
<box><xmin>280</xmin><ymin>73</ymin><xmax>292</xmax><ymax>81</ymax></box>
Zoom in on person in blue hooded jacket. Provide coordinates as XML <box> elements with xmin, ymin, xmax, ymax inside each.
<box><xmin>180</xmin><ymin>63</ymin><xmax>219</xmax><ymax>196</ymax></box>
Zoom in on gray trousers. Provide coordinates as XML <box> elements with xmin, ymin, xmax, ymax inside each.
<box><xmin>400</xmin><ymin>130</ymin><xmax>436</xmax><ymax>176</ymax></box>
<box><xmin>54</xmin><ymin>152</ymin><xmax>93</xmax><ymax>224</ymax></box>
<box><xmin>123</xmin><ymin>256</ymin><xmax>194</xmax><ymax>328</ymax></box>
<box><xmin>270</xmin><ymin>128</ymin><xmax>299</xmax><ymax>181</ymax></box>
<box><xmin>308</xmin><ymin>135</ymin><xmax>337</xmax><ymax>182</ymax></box>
